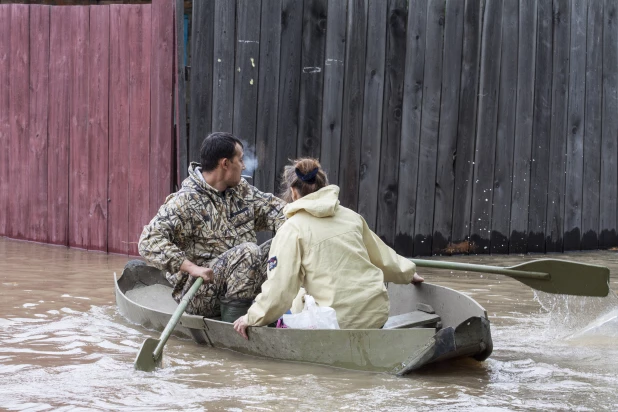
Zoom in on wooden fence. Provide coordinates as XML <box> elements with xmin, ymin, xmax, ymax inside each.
<box><xmin>185</xmin><ymin>0</ymin><xmax>618</xmax><ymax>256</ymax></box>
<box><xmin>0</xmin><ymin>0</ymin><xmax>175</xmax><ymax>255</ymax></box>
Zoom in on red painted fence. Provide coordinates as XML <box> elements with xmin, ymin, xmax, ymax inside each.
<box><xmin>0</xmin><ymin>0</ymin><xmax>175</xmax><ymax>255</ymax></box>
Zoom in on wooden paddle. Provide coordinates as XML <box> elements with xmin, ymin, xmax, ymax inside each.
<box><xmin>134</xmin><ymin>277</ymin><xmax>204</xmax><ymax>372</ymax></box>
<box><xmin>410</xmin><ymin>258</ymin><xmax>610</xmax><ymax>297</ymax></box>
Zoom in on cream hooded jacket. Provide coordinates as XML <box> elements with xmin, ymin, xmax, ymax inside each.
<box><xmin>245</xmin><ymin>185</ymin><xmax>417</xmax><ymax>329</ymax></box>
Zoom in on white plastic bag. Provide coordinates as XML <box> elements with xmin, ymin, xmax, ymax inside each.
<box><xmin>282</xmin><ymin>295</ymin><xmax>340</xmax><ymax>329</ymax></box>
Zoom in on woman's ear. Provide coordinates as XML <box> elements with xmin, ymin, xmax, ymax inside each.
<box><xmin>291</xmin><ymin>187</ymin><xmax>300</xmax><ymax>201</ymax></box>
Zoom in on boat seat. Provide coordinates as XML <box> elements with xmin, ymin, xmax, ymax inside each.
<box><xmin>383</xmin><ymin>310</ymin><xmax>441</xmax><ymax>330</ymax></box>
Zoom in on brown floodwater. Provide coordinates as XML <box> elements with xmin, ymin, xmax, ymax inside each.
<box><xmin>1</xmin><ymin>237</ymin><xmax>617</xmax><ymax>411</ymax></box>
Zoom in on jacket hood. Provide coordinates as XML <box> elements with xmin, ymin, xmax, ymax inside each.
<box><xmin>183</xmin><ymin>162</ymin><xmax>249</xmax><ymax>195</ymax></box>
<box><xmin>283</xmin><ymin>185</ymin><xmax>340</xmax><ymax>218</ymax></box>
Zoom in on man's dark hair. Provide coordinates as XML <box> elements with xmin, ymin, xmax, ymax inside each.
<box><xmin>200</xmin><ymin>132</ymin><xmax>243</xmax><ymax>172</ymax></box>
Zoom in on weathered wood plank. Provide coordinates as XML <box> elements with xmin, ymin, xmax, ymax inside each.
<box><xmin>108</xmin><ymin>4</ymin><xmax>131</xmax><ymax>254</ymax></box>
<box><xmin>319</xmin><ymin>0</ymin><xmax>347</xmax><ymax>185</ymax></box>
<box><xmin>88</xmin><ymin>5</ymin><xmax>110</xmax><ymax>252</ymax></box>
<box><xmin>581</xmin><ymin>0</ymin><xmax>603</xmax><ymax>250</ymax></box>
<box><xmin>175</xmin><ymin>0</ymin><xmax>188</xmax><ymax>183</ymax></box>
<box><xmin>376</xmin><ymin>0</ymin><xmax>408</xmax><ymax>246</ymax></box>
<box><xmin>450</xmin><ymin>0</ymin><xmax>483</xmax><ymax>254</ymax></box>
<box><xmin>564</xmin><ymin>0</ymin><xmax>587</xmax><ymax>251</ymax></box>
<box><xmin>297</xmin><ymin>0</ymin><xmax>327</xmax><ymax>158</ymax></box>
<box><xmin>510</xmin><ymin>0</ymin><xmax>538</xmax><ymax>254</ymax></box>
<box><xmin>255</xmin><ymin>0</ymin><xmax>282</xmax><ymax>194</ymax></box>
<box><xmin>545</xmin><ymin>0</ymin><xmax>570</xmax><ymax>252</ymax></box>
<box><xmin>48</xmin><ymin>6</ymin><xmax>71</xmax><ymax>246</ymax></box>
<box><xmin>275</xmin><ymin>0</ymin><xmax>303</xmax><ymax>188</ymax></box>
<box><xmin>68</xmin><ymin>6</ymin><xmax>90</xmax><ymax>249</ymax></box>
<box><xmin>339</xmin><ymin>0</ymin><xmax>368</xmax><ymax>210</ymax></box>
<box><xmin>357</xmin><ymin>0</ymin><xmax>387</xmax><ymax>230</ymax></box>
<box><xmin>491</xmin><ymin>0</ymin><xmax>518</xmax><ymax>254</ymax></box>
<box><xmin>211</xmin><ymin>0</ymin><xmax>235</xmax><ymax>133</ymax></box>
<box><xmin>470</xmin><ymin>0</ymin><xmax>502</xmax><ymax>254</ymax></box>
<box><xmin>600</xmin><ymin>0</ymin><xmax>618</xmax><ymax>248</ymax></box>
<box><xmin>431</xmin><ymin>0</ymin><xmax>464</xmax><ymax>254</ymax></box>
<box><xmin>188</xmin><ymin>0</ymin><xmax>214</xmax><ymax>166</ymax></box>
<box><xmin>28</xmin><ymin>5</ymin><xmax>50</xmax><ymax>243</ymax></box>
<box><xmin>233</xmin><ymin>0</ymin><xmax>261</xmax><ymax>154</ymax></box>
<box><xmin>8</xmin><ymin>4</ymin><xmax>29</xmax><ymax>240</ymax></box>
<box><xmin>413</xmin><ymin>0</ymin><xmax>445</xmax><ymax>256</ymax></box>
<box><xmin>527</xmin><ymin>0</ymin><xmax>553</xmax><ymax>252</ymax></box>
<box><xmin>394</xmin><ymin>0</ymin><xmax>427</xmax><ymax>256</ymax></box>
<box><xmin>0</xmin><ymin>5</ymin><xmax>9</xmax><ymax>237</ymax></box>
<box><xmin>128</xmin><ymin>4</ymin><xmax>152</xmax><ymax>256</ymax></box>
<box><xmin>150</xmin><ymin>0</ymin><xmax>175</xmax><ymax>216</ymax></box>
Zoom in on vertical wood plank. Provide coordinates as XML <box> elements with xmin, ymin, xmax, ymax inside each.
<box><xmin>510</xmin><ymin>0</ymin><xmax>538</xmax><ymax>254</ymax></box>
<box><xmin>212</xmin><ymin>0</ymin><xmax>236</xmax><ymax>133</ymax></box>
<box><xmin>297</xmin><ymin>0</ymin><xmax>327</xmax><ymax>158</ymax></box>
<box><xmin>413</xmin><ymin>0</ymin><xmax>445</xmax><ymax>256</ymax></box>
<box><xmin>357</xmin><ymin>0</ymin><xmax>387</xmax><ymax>230</ymax></box>
<box><xmin>275</xmin><ymin>0</ymin><xmax>304</xmax><ymax>188</ymax></box>
<box><xmin>0</xmin><ymin>5</ymin><xmax>9</xmax><ymax>237</ymax></box>
<box><xmin>68</xmin><ymin>6</ymin><xmax>90</xmax><ymax>249</ymax></box>
<box><xmin>128</xmin><ymin>4</ymin><xmax>152</xmax><ymax>256</ymax></box>
<box><xmin>150</xmin><ymin>0</ymin><xmax>175</xmax><ymax>215</ymax></box>
<box><xmin>491</xmin><ymin>0</ymin><xmax>518</xmax><ymax>254</ymax></box>
<box><xmin>108</xmin><ymin>4</ymin><xmax>130</xmax><ymax>254</ymax></box>
<box><xmin>545</xmin><ymin>0</ymin><xmax>570</xmax><ymax>252</ymax></box>
<box><xmin>188</xmin><ymin>0</ymin><xmax>214</xmax><ymax>166</ymax></box>
<box><xmin>394</xmin><ymin>0</ymin><xmax>427</xmax><ymax>256</ymax></box>
<box><xmin>431</xmin><ymin>0</ymin><xmax>464</xmax><ymax>254</ymax></box>
<box><xmin>450</xmin><ymin>0</ymin><xmax>483</xmax><ymax>253</ymax></box>
<box><xmin>469</xmin><ymin>0</ymin><xmax>502</xmax><ymax>254</ymax></box>
<box><xmin>376</xmin><ymin>0</ymin><xmax>408</xmax><ymax>245</ymax></box>
<box><xmin>339</xmin><ymin>0</ymin><xmax>368</xmax><ymax>210</ymax></box>
<box><xmin>28</xmin><ymin>5</ymin><xmax>50</xmax><ymax>243</ymax></box>
<box><xmin>319</xmin><ymin>0</ymin><xmax>347</xmax><ymax>185</ymax></box>
<box><xmin>600</xmin><ymin>0</ymin><xmax>618</xmax><ymax>247</ymax></box>
<box><xmin>8</xmin><ymin>4</ymin><xmax>30</xmax><ymax>240</ymax></box>
<box><xmin>233</xmin><ymin>0</ymin><xmax>261</xmax><ymax>154</ymax></box>
<box><xmin>581</xmin><ymin>0</ymin><xmax>603</xmax><ymax>250</ymax></box>
<box><xmin>88</xmin><ymin>5</ymin><xmax>110</xmax><ymax>252</ymax></box>
<box><xmin>564</xmin><ymin>0</ymin><xmax>587</xmax><ymax>250</ymax></box>
<box><xmin>175</xmin><ymin>0</ymin><xmax>188</xmax><ymax>182</ymax></box>
<box><xmin>255</xmin><ymin>0</ymin><xmax>282</xmax><ymax>193</ymax></box>
<box><xmin>48</xmin><ymin>6</ymin><xmax>71</xmax><ymax>246</ymax></box>
<box><xmin>527</xmin><ymin>0</ymin><xmax>553</xmax><ymax>252</ymax></box>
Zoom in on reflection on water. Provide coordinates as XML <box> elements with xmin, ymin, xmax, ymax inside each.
<box><xmin>1</xmin><ymin>237</ymin><xmax>617</xmax><ymax>410</ymax></box>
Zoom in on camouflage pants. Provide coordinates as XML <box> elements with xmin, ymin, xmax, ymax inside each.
<box><xmin>182</xmin><ymin>240</ymin><xmax>271</xmax><ymax>317</ymax></box>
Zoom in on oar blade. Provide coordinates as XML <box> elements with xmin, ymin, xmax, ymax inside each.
<box><xmin>134</xmin><ymin>337</ymin><xmax>162</xmax><ymax>372</ymax></box>
<box><xmin>511</xmin><ymin>259</ymin><xmax>610</xmax><ymax>297</ymax></box>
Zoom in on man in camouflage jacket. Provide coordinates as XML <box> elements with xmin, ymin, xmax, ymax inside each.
<box><xmin>138</xmin><ymin>132</ymin><xmax>286</xmax><ymax>317</ymax></box>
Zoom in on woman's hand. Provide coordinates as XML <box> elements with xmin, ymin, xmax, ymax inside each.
<box><xmin>233</xmin><ymin>315</ymin><xmax>250</xmax><ymax>340</ymax></box>
<box><xmin>411</xmin><ymin>273</ymin><xmax>424</xmax><ymax>284</ymax></box>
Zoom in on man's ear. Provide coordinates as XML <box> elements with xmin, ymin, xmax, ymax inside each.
<box><xmin>220</xmin><ymin>158</ymin><xmax>229</xmax><ymax>169</ymax></box>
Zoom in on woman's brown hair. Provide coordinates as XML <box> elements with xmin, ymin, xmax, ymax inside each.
<box><xmin>279</xmin><ymin>158</ymin><xmax>329</xmax><ymax>202</ymax></box>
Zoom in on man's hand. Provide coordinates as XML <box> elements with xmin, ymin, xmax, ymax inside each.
<box><xmin>411</xmin><ymin>273</ymin><xmax>424</xmax><ymax>284</ymax></box>
<box><xmin>180</xmin><ymin>260</ymin><xmax>214</xmax><ymax>282</ymax></box>
<box><xmin>233</xmin><ymin>315</ymin><xmax>250</xmax><ymax>339</ymax></box>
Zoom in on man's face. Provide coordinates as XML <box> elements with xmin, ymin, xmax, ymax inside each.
<box><xmin>225</xmin><ymin>143</ymin><xmax>245</xmax><ymax>187</ymax></box>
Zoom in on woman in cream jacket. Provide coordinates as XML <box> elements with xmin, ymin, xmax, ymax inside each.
<box><xmin>234</xmin><ymin>158</ymin><xmax>423</xmax><ymax>337</ymax></box>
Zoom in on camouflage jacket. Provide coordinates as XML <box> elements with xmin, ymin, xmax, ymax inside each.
<box><xmin>138</xmin><ymin>162</ymin><xmax>286</xmax><ymax>281</ymax></box>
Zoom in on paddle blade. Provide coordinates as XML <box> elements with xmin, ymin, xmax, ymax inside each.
<box><xmin>510</xmin><ymin>259</ymin><xmax>610</xmax><ymax>297</ymax></box>
<box><xmin>134</xmin><ymin>337</ymin><xmax>162</xmax><ymax>372</ymax></box>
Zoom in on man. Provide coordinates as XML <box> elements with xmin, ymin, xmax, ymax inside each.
<box><xmin>138</xmin><ymin>132</ymin><xmax>286</xmax><ymax>317</ymax></box>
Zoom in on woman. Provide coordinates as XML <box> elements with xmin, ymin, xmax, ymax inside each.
<box><xmin>233</xmin><ymin>158</ymin><xmax>423</xmax><ymax>338</ymax></box>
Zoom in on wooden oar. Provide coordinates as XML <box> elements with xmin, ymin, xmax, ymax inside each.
<box><xmin>410</xmin><ymin>258</ymin><xmax>610</xmax><ymax>297</ymax></box>
<box><xmin>134</xmin><ymin>277</ymin><xmax>204</xmax><ymax>372</ymax></box>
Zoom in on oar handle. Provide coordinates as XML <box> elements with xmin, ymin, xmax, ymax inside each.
<box><xmin>410</xmin><ymin>259</ymin><xmax>550</xmax><ymax>280</ymax></box>
<box><xmin>153</xmin><ymin>276</ymin><xmax>204</xmax><ymax>361</ymax></box>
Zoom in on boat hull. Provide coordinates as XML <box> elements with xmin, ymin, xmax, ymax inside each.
<box><xmin>116</xmin><ymin>260</ymin><xmax>492</xmax><ymax>374</ymax></box>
